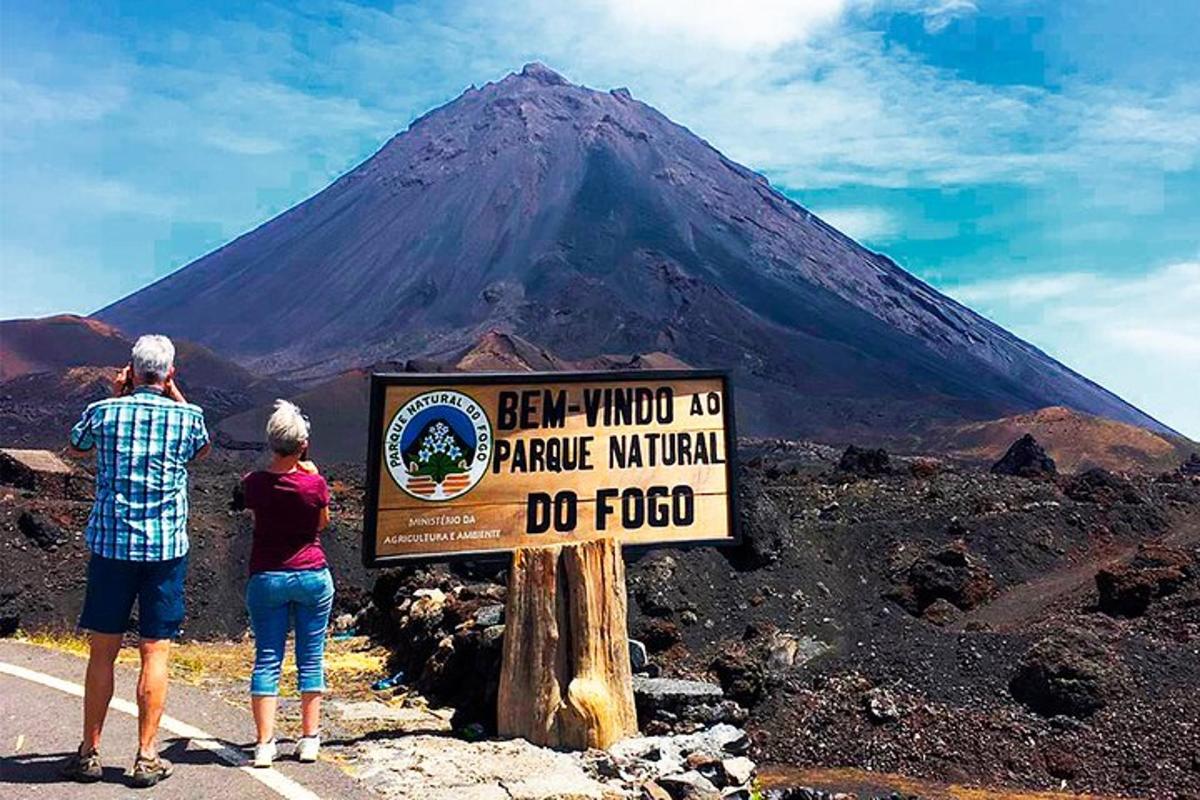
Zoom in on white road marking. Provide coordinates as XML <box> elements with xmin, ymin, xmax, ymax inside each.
<box><xmin>0</xmin><ymin>660</ymin><xmax>323</xmax><ymax>800</ymax></box>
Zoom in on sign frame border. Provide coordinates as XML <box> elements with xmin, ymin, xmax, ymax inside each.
<box><xmin>362</xmin><ymin>369</ymin><xmax>740</xmax><ymax>568</ymax></box>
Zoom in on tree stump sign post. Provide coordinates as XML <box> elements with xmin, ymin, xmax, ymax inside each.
<box><xmin>362</xmin><ymin>370</ymin><xmax>738</xmax><ymax>750</ymax></box>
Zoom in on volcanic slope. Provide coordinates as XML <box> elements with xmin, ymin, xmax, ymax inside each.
<box><xmin>927</xmin><ymin>405</ymin><xmax>1198</xmax><ymax>473</ymax></box>
<box><xmin>94</xmin><ymin>63</ymin><xmax>1171</xmax><ymax>441</ymax></box>
<box><xmin>0</xmin><ymin>315</ymin><xmax>292</xmax><ymax>447</ymax></box>
<box><xmin>215</xmin><ymin>330</ymin><xmax>688</xmax><ymax>462</ymax></box>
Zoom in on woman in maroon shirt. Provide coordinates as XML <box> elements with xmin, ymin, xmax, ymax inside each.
<box><xmin>241</xmin><ymin>400</ymin><xmax>333</xmax><ymax>768</ymax></box>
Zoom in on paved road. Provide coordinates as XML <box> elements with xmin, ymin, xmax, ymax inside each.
<box><xmin>0</xmin><ymin>640</ymin><xmax>373</xmax><ymax>799</ymax></box>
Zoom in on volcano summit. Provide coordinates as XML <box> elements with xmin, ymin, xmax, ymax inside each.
<box><xmin>95</xmin><ymin>63</ymin><xmax>1169</xmax><ymax>443</ymax></box>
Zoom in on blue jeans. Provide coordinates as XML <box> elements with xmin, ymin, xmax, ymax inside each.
<box><xmin>245</xmin><ymin>568</ymin><xmax>334</xmax><ymax>696</ymax></box>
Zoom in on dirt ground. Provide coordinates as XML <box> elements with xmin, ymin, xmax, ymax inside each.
<box><xmin>626</xmin><ymin>446</ymin><xmax>1200</xmax><ymax>799</ymax></box>
<box><xmin>3</xmin><ymin>442</ymin><xmax>1199</xmax><ymax>798</ymax></box>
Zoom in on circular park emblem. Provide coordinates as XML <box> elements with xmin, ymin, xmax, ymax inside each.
<box><xmin>384</xmin><ymin>390</ymin><xmax>492</xmax><ymax>501</ymax></box>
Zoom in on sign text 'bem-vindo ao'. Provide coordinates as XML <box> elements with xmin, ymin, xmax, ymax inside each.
<box><xmin>362</xmin><ymin>370</ymin><xmax>738</xmax><ymax>565</ymax></box>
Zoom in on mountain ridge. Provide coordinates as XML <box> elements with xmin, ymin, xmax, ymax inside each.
<box><xmin>929</xmin><ymin>405</ymin><xmax>1196</xmax><ymax>473</ymax></box>
<box><xmin>91</xmin><ymin>62</ymin><xmax>1174</xmax><ymax>440</ymax></box>
<box><xmin>0</xmin><ymin>315</ymin><xmax>293</xmax><ymax>446</ymax></box>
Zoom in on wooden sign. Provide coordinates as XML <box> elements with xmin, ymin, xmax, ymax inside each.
<box><xmin>362</xmin><ymin>370</ymin><xmax>738</xmax><ymax>566</ymax></box>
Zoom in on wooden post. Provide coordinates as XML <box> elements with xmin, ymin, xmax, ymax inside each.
<box><xmin>497</xmin><ymin>537</ymin><xmax>638</xmax><ymax>750</ymax></box>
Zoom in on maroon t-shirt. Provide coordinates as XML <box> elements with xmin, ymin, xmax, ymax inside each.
<box><xmin>242</xmin><ymin>470</ymin><xmax>330</xmax><ymax>574</ymax></box>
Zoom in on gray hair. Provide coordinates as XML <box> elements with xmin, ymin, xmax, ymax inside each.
<box><xmin>131</xmin><ymin>335</ymin><xmax>175</xmax><ymax>382</ymax></box>
<box><xmin>266</xmin><ymin>399</ymin><xmax>310</xmax><ymax>456</ymax></box>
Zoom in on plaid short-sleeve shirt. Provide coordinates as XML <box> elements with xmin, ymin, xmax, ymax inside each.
<box><xmin>70</xmin><ymin>387</ymin><xmax>210</xmax><ymax>561</ymax></box>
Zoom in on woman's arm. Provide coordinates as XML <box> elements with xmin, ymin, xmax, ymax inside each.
<box><xmin>316</xmin><ymin>474</ymin><xmax>331</xmax><ymax>531</ymax></box>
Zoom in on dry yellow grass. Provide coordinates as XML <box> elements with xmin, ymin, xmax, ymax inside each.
<box><xmin>15</xmin><ymin>630</ymin><xmax>387</xmax><ymax>699</ymax></box>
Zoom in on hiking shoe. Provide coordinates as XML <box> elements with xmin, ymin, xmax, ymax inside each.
<box><xmin>252</xmin><ymin>739</ymin><xmax>277</xmax><ymax>768</ymax></box>
<box><xmin>130</xmin><ymin>753</ymin><xmax>173</xmax><ymax>788</ymax></box>
<box><xmin>296</xmin><ymin>735</ymin><xmax>320</xmax><ymax>763</ymax></box>
<box><xmin>62</xmin><ymin>747</ymin><xmax>103</xmax><ymax>783</ymax></box>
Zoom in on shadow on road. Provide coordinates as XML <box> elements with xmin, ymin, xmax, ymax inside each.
<box><xmin>0</xmin><ymin>737</ymin><xmax>250</xmax><ymax>789</ymax></box>
<box><xmin>0</xmin><ymin>751</ymin><xmax>125</xmax><ymax>787</ymax></box>
<box><xmin>160</xmin><ymin>737</ymin><xmax>234</xmax><ymax>767</ymax></box>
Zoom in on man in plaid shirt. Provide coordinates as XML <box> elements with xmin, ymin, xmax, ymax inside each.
<box><xmin>63</xmin><ymin>334</ymin><xmax>210</xmax><ymax>787</ymax></box>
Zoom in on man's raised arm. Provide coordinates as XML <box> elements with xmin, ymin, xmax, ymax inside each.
<box><xmin>67</xmin><ymin>409</ymin><xmax>97</xmax><ymax>458</ymax></box>
<box><xmin>66</xmin><ymin>365</ymin><xmax>131</xmax><ymax>457</ymax></box>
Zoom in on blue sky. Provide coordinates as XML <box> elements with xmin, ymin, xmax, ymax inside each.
<box><xmin>1</xmin><ymin>0</ymin><xmax>1197</xmax><ymax>437</ymax></box>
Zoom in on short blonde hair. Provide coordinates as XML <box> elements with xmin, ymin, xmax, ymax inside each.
<box><xmin>266</xmin><ymin>399</ymin><xmax>309</xmax><ymax>455</ymax></box>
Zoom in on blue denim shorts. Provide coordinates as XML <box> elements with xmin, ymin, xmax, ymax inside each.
<box><xmin>79</xmin><ymin>553</ymin><xmax>188</xmax><ymax>639</ymax></box>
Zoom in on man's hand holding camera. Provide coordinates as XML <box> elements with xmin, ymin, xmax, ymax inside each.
<box><xmin>112</xmin><ymin>362</ymin><xmax>188</xmax><ymax>403</ymax></box>
<box><xmin>112</xmin><ymin>365</ymin><xmax>134</xmax><ymax>397</ymax></box>
<box><xmin>163</xmin><ymin>372</ymin><xmax>187</xmax><ymax>403</ymax></box>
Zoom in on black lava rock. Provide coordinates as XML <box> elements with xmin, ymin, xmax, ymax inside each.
<box><xmin>837</xmin><ymin>446</ymin><xmax>891</xmax><ymax>477</ymax></box>
<box><xmin>990</xmin><ymin>434</ymin><xmax>1057</xmax><ymax>478</ymax></box>
<box><xmin>1096</xmin><ymin>544</ymin><xmax>1194</xmax><ymax>617</ymax></box>
<box><xmin>729</xmin><ymin>476</ymin><xmax>787</xmax><ymax>569</ymax></box>
<box><xmin>711</xmin><ymin>648</ymin><xmax>766</xmax><ymax>707</ymax></box>
<box><xmin>638</xmin><ymin>618</ymin><xmax>683</xmax><ymax>652</ymax></box>
<box><xmin>17</xmin><ymin>510</ymin><xmax>65</xmax><ymax>550</ymax></box>
<box><xmin>1010</xmin><ymin>629</ymin><xmax>1121</xmax><ymax>718</ymax></box>
<box><xmin>1064</xmin><ymin>468</ymin><xmax>1144</xmax><ymax>505</ymax></box>
<box><xmin>888</xmin><ymin>542</ymin><xmax>998</xmax><ymax>615</ymax></box>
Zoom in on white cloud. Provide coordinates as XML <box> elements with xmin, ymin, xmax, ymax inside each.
<box><xmin>128</xmin><ymin>0</ymin><xmax>1191</xmax><ymax>198</ymax></box>
<box><xmin>1089</xmin><ymin>93</ymin><xmax>1200</xmax><ymax>150</ymax></box>
<box><xmin>201</xmin><ymin>129</ymin><xmax>284</xmax><ymax>156</ymax></box>
<box><xmin>951</xmin><ymin>273</ymin><xmax>1095</xmax><ymax>304</ymax></box>
<box><xmin>919</xmin><ymin>0</ymin><xmax>978</xmax><ymax>34</ymax></box>
<box><xmin>378</xmin><ymin>0</ymin><xmax>1194</xmax><ymax>195</ymax></box>
<box><xmin>71</xmin><ymin>178</ymin><xmax>179</xmax><ymax>218</ymax></box>
<box><xmin>1108</xmin><ymin>326</ymin><xmax>1200</xmax><ymax>359</ymax></box>
<box><xmin>945</xmin><ymin>262</ymin><xmax>1200</xmax><ymax>438</ymax></box>
<box><xmin>600</xmin><ymin>0</ymin><xmax>983</xmax><ymax>48</ymax></box>
<box><xmin>133</xmin><ymin>69</ymin><xmax>391</xmax><ymax>159</ymax></box>
<box><xmin>600</xmin><ymin>0</ymin><xmax>848</xmax><ymax>50</ymax></box>
<box><xmin>814</xmin><ymin>206</ymin><xmax>901</xmax><ymax>243</ymax></box>
<box><xmin>0</xmin><ymin>76</ymin><xmax>127</xmax><ymax>126</ymax></box>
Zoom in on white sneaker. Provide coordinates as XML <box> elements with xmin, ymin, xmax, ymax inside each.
<box><xmin>252</xmin><ymin>740</ymin><xmax>277</xmax><ymax>768</ymax></box>
<box><xmin>296</xmin><ymin>736</ymin><xmax>320</xmax><ymax>763</ymax></box>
